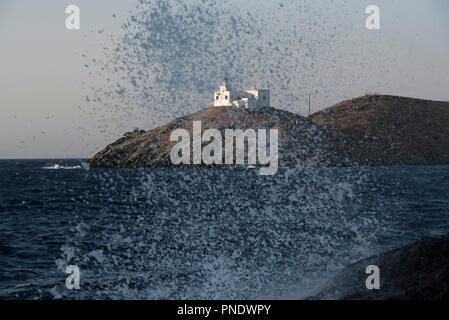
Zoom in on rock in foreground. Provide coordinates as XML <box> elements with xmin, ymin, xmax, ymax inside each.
<box><xmin>313</xmin><ymin>233</ymin><xmax>449</xmax><ymax>300</ymax></box>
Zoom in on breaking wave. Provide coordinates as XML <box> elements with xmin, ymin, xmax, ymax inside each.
<box><xmin>2</xmin><ymin>160</ymin><xmax>449</xmax><ymax>299</ymax></box>
<box><xmin>47</xmin><ymin>165</ymin><xmax>449</xmax><ymax>299</ymax></box>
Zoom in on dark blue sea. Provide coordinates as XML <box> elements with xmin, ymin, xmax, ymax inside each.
<box><xmin>1</xmin><ymin>159</ymin><xmax>449</xmax><ymax>299</ymax></box>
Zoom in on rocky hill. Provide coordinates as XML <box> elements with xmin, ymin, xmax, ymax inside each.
<box><xmin>310</xmin><ymin>95</ymin><xmax>449</xmax><ymax>165</ymax></box>
<box><xmin>89</xmin><ymin>105</ymin><xmax>343</xmax><ymax>168</ymax></box>
<box><xmin>89</xmin><ymin>95</ymin><xmax>449</xmax><ymax>168</ymax></box>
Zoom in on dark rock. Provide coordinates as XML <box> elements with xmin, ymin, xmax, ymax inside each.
<box><xmin>312</xmin><ymin>233</ymin><xmax>449</xmax><ymax>300</ymax></box>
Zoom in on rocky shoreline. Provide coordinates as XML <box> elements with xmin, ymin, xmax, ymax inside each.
<box><xmin>312</xmin><ymin>233</ymin><xmax>449</xmax><ymax>300</ymax></box>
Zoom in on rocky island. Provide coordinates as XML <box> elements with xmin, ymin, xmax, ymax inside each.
<box><xmin>89</xmin><ymin>95</ymin><xmax>449</xmax><ymax>168</ymax></box>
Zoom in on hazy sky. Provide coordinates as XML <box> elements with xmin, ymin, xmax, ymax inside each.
<box><xmin>0</xmin><ymin>0</ymin><xmax>448</xmax><ymax>159</ymax></box>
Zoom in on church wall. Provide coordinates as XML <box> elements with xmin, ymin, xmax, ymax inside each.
<box><xmin>214</xmin><ymin>81</ymin><xmax>270</xmax><ymax>109</ymax></box>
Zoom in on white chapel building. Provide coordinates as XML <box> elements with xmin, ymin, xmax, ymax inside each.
<box><xmin>213</xmin><ymin>78</ymin><xmax>270</xmax><ymax>110</ymax></box>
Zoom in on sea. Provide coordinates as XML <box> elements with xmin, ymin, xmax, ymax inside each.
<box><xmin>1</xmin><ymin>159</ymin><xmax>448</xmax><ymax>299</ymax></box>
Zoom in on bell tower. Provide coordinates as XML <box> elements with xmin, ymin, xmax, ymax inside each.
<box><xmin>213</xmin><ymin>77</ymin><xmax>233</xmax><ymax>107</ymax></box>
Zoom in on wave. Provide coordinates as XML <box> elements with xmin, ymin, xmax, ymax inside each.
<box><xmin>42</xmin><ymin>164</ymin><xmax>82</xmax><ymax>170</ymax></box>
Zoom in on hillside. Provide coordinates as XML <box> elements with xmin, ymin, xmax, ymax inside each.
<box><xmin>89</xmin><ymin>95</ymin><xmax>449</xmax><ymax>168</ymax></box>
<box><xmin>310</xmin><ymin>95</ymin><xmax>449</xmax><ymax>165</ymax></box>
<box><xmin>89</xmin><ymin>105</ymin><xmax>343</xmax><ymax>168</ymax></box>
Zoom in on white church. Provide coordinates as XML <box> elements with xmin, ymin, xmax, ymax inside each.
<box><xmin>213</xmin><ymin>78</ymin><xmax>270</xmax><ymax>110</ymax></box>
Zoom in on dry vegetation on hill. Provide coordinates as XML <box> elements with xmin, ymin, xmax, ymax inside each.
<box><xmin>310</xmin><ymin>95</ymin><xmax>449</xmax><ymax>165</ymax></box>
<box><xmin>89</xmin><ymin>95</ymin><xmax>449</xmax><ymax>168</ymax></box>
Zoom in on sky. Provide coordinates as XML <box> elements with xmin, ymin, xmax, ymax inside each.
<box><xmin>0</xmin><ymin>0</ymin><xmax>448</xmax><ymax>159</ymax></box>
